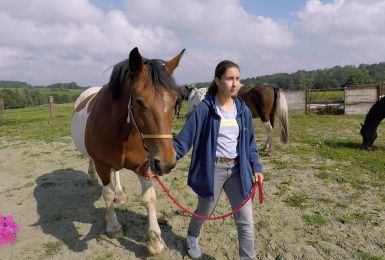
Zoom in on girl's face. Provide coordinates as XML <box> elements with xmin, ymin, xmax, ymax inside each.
<box><xmin>215</xmin><ymin>67</ymin><xmax>241</xmax><ymax>97</ymax></box>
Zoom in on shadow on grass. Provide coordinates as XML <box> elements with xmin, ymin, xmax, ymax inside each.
<box><xmin>33</xmin><ymin>168</ymin><xmax>212</xmax><ymax>259</ymax></box>
<box><xmin>323</xmin><ymin>139</ymin><xmax>385</xmax><ymax>151</ymax></box>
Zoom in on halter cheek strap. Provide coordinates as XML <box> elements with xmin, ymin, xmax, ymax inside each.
<box><xmin>127</xmin><ymin>96</ymin><xmax>173</xmax><ymax>140</ymax></box>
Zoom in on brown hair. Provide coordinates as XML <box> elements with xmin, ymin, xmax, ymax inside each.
<box><xmin>206</xmin><ymin>60</ymin><xmax>240</xmax><ymax>96</ymax></box>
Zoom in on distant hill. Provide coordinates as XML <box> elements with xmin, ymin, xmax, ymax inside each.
<box><xmin>46</xmin><ymin>82</ymin><xmax>84</xmax><ymax>89</ymax></box>
<box><xmin>0</xmin><ymin>81</ymin><xmax>32</xmax><ymax>88</ymax></box>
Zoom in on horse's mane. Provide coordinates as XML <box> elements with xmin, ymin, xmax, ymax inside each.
<box><xmin>108</xmin><ymin>58</ymin><xmax>178</xmax><ymax>100</ymax></box>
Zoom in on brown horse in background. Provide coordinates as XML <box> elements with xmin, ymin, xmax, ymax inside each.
<box><xmin>238</xmin><ymin>84</ymin><xmax>289</xmax><ymax>154</ymax></box>
<box><xmin>71</xmin><ymin>47</ymin><xmax>185</xmax><ymax>255</ymax></box>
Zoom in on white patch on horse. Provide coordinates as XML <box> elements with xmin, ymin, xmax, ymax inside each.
<box><xmin>162</xmin><ymin>92</ymin><xmax>173</xmax><ymax>113</ymax></box>
<box><xmin>127</xmin><ymin>97</ymin><xmax>132</xmax><ymax>123</ymax></box>
<box><xmin>71</xmin><ymin>87</ymin><xmax>101</xmax><ymax>157</ymax></box>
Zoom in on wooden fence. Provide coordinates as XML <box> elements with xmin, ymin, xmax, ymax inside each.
<box><xmin>284</xmin><ymin>84</ymin><xmax>384</xmax><ymax>115</ymax></box>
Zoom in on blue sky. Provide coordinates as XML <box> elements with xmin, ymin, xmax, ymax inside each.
<box><xmin>240</xmin><ymin>0</ymin><xmax>308</xmax><ymax>18</ymax></box>
<box><xmin>0</xmin><ymin>0</ymin><xmax>384</xmax><ymax>87</ymax></box>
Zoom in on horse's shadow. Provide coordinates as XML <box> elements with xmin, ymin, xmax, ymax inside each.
<box><xmin>33</xmin><ymin>169</ymin><xmax>204</xmax><ymax>258</ymax></box>
<box><xmin>323</xmin><ymin>139</ymin><xmax>385</xmax><ymax>151</ymax></box>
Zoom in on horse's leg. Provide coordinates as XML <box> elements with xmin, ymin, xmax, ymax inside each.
<box><xmin>262</xmin><ymin>121</ymin><xmax>274</xmax><ymax>154</ymax></box>
<box><xmin>96</xmin><ymin>162</ymin><xmax>123</xmax><ymax>238</ymax></box>
<box><xmin>138</xmin><ymin>174</ymin><xmax>165</xmax><ymax>255</ymax></box>
<box><xmin>112</xmin><ymin>171</ymin><xmax>128</xmax><ymax>205</ymax></box>
<box><xmin>87</xmin><ymin>158</ymin><xmax>99</xmax><ymax>185</ymax></box>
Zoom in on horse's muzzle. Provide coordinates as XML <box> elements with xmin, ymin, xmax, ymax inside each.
<box><xmin>152</xmin><ymin>158</ymin><xmax>176</xmax><ymax>176</ymax></box>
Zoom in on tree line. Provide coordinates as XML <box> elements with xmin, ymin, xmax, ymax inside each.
<box><xmin>0</xmin><ymin>81</ymin><xmax>85</xmax><ymax>109</ymax></box>
<box><xmin>192</xmin><ymin>62</ymin><xmax>385</xmax><ymax>90</ymax></box>
<box><xmin>0</xmin><ymin>87</ymin><xmax>82</xmax><ymax>109</ymax></box>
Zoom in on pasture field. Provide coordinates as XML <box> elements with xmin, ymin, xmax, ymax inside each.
<box><xmin>0</xmin><ymin>103</ymin><xmax>384</xmax><ymax>259</ymax></box>
<box><xmin>307</xmin><ymin>90</ymin><xmax>344</xmax><ymax>101</ymax></box>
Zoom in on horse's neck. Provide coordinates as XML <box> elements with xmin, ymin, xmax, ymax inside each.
<box><xmin>364</xmin><ymin>101</ymin><xmax>385</xmax><ymax>129</ymax></box>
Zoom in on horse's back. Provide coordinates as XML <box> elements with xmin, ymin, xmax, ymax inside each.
<box><xmin>71</xmin><ymin>87</ymin><xmax>102</xmax><ymax>157</ymax></box>
<box><xmin>239</xmin><ymin>85</ymin><xmax>276</xmax><ymax>120</ymax></box>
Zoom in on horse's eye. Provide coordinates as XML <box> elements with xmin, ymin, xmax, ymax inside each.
<box><xmin>135</xmin><ymin>99</ymin><xmax>145</xmax><ymax>107</ymax></box>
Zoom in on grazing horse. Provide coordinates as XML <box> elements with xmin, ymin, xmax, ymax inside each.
<box><xmin>360</xmin><ymin>95</ymin><xmax>385</xmax><ymax>150</ymax></box>
<box><xmin>71</xmin><ymin>47</ymin><xmax>185</xmax><ymax>255</ymax></box>
<box><xmin>187</xmin><ymin>87</ymin><xmax>208</xmax><ymax>114</ymax></box>
<box><xmin>174</xmin><ymin>85</ymin><xmax>191</xmax><ymax>117</ymax></box>
<box><xmin>238</xmin><ymin>85</ymin><xmax>289</xmax><ymax>154</ymax></box>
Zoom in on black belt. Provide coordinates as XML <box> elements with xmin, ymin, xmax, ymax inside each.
<box><xmin>215</xmin><ymin>157</ymin><xmax>237</xmax><ymax>163</ymax></box>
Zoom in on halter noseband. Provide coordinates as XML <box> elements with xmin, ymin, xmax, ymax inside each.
<box><xmin>127</xmin><ymin>96</ymin><xmax>173</xmax><ymax>141</ymax></box>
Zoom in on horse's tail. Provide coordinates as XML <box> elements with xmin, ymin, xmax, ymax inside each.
<box><xmin>276</xmin><ymin>88</ymin><xmax>289</xmax><ymax>144</ymax></box>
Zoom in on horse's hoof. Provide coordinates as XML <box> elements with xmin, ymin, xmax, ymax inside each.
<box><xmin>146</xmin><ymin>230</ymin><xmax>165</xmax><ymax>255</ymax></box>
<box><xmin>114</xmin><ymin>194</ymin><xmax>128</xmax><ymax>205</ymax></box>
<box><xmin>106</xmin><ymin>224</ymin><xmax>123</xmax><ymax>239</ymax></box>
<box><xmin>87</xmin><ymin>178</ymin><xmax>98</xmax><ymax>185</ymax></box>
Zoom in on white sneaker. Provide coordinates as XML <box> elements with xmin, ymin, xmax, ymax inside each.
<box><xmin>186</xmin><ymin>235</ymin><xmax>202</xmax><ymax>259</ymax></box>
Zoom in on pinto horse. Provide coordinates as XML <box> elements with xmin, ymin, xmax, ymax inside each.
<box><xmin>71</xmin><ymin>47</ymin><xmax>185</xmax><ymax>255</ymax></box>
<box><xmin>187</xmin><ymin>87</ymin><xmax>208</xmax><ymax>114</ymax></box>
<box><xmin>360</xmin><ymin>95</ymin><xmax>385</xmax><ymax>150</ymax></box>
<box><xmin>238</xmin><ymin>84</ymin><xmax>289</xmax><ymax>154</ymax></box>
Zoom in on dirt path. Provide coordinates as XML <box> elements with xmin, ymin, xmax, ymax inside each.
<box><xmin>0</xmin><ymin>137</ymin><xmax>384</xmax><ymax>259</ymax></box>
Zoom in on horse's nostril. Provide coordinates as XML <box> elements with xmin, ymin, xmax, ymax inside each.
<box><xmin>154</xmin><ymin>159</ymin><xmax>161</xmax><ymax>171</ymax></box>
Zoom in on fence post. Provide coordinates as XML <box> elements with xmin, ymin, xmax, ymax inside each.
<box><xmin>305</xmin><ymin>90</ymin><xmax>308</xmax><ymax>114</ymax></box>
<box><xmin>377</xmin><ymin>84</ymin><xmax>380</xmax><ymax>100</ymax></box>
<box><xmin>0</xmin><ymin>99</ymin><xmax>4</xmax><ymax>118</ymax></box>
<box><xmin>49</xmin><ymin>96</ymin><xmax>56</xmax><ymax>117</ymax></box>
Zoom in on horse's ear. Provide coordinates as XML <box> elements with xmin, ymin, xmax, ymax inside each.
<box><xmin>165</xmin><ymin>49</ymin><xmax>186</xmax><ymax>75</ymax></box>
<box><xmin>129</xmin><ymin>47</ymin><xmax>143</xmax><ymax>74</ymax></box>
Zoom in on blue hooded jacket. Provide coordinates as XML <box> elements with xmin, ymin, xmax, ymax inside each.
<box><xmin>173</xmin><ymin>94</ymin><xmax>262</xmax><ymax>199</ymax></box>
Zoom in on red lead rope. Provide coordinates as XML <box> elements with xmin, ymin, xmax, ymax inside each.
<box><xmin>155</xmin><ymin>176</ymin><xmax>263</xmax><ymax>221</ymax></box>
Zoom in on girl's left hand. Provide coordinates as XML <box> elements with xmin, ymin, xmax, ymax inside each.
<box><xmin>254</xmin><ymin>173</ymin><xmax>263</xmax><ymax>184</ymax></box>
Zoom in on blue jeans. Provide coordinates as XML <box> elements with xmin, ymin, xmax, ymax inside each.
<box><xmin>187</xmin><ymin>160</ymin><xmax>255</xmax><ymax>260</ymax></box>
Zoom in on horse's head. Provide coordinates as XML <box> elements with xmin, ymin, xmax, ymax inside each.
<box><xmin>110</xmin><ymin>47</ymin><xmax>185</xmax><ymax>175</ymax></box>
<box><xmin>360</xmin><ymin>123</ymin><xmax>377</xmax><ymax>150</ymax></box>
<box><xmin>180</xmin><ymin>85</ymin><xmax>191</xmax><ymax>101</ymax></box>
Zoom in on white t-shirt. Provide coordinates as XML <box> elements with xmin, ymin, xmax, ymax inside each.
<box><xmin>215</xmin><ymin>102</ymin><xmax>239</xmax><ymax>158</ymax></box>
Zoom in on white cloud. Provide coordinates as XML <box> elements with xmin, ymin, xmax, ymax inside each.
<box><xmin>1</xmin><ymin>0</ymin><xmax>384</xmax><ymax>87</ymax></box>
<box><xmin>0</xmin><ymin>0</ymin><xmax>182</xmax><ymax>86</ymax></box>
<box><xmin>0</xmin><ymin>0</ymin><xmax>295</xmax><ymax>86</ymax></box>
<box><xmin>298</xmin><ymin>0</ymin><xmax>385</xmax><ymax>48</ymax></box>
<box><xmin>124</xmin><ymin>0</ymin><xmax>293</xmax><ymax>50</ymax></box>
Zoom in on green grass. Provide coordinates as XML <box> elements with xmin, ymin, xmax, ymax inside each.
<box><xmin>307</xmin><ymin>90</ymin><xmax>344</xmax><ymax>101</ymax></box>
<box><xmin>303</xmin><ymin>213</ymin><xmax>328</xmax><ymax>225</ymax></box>
<box><xmin>0</xmin><ymin>104</ymin><xmax>73</xmax><ymax>142</ymax></box>
<box><xmin>95</xmin><ymin>252</ymin><xmax>114</xmax><ymax>260</ymax></box>
<box><xmin>284</xmin><ymin>194</ymin><xmax>314</xmax><ymax>209</ymax></box>
<box><xmin>43</xmin><ymin>241</ymin><xmax>63</xmax><ymax>257</ymax></box>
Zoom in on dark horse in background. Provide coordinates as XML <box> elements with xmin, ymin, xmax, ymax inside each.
<box><xmin>360</xmin><ymin>95</ymin><xmax>385</xmax><ymax>150</ymax></box>
<box><xmin>238</xmin><ymin>84</ymin><xmax>289</xmax><ymax>154</ymax></box>
<box><xmin>174</xmin><ymin>84</ymin><xmax>191</xmax><ymax>117</ymax></box>
<box><xmin>71</xmin><ymin>47</ymin><xmax>185</xmax><ymax>255</ymax></box>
